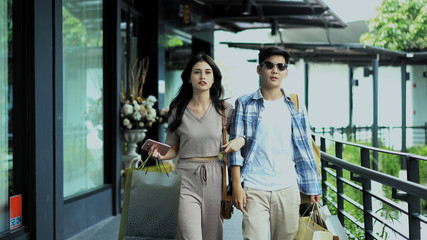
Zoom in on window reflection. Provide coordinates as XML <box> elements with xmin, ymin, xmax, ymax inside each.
<box><xmin>0</xmin><ymin>0</ymin><xmax>12</xmax><ymax>232</ymax></box>
<box><xmin>62</xmin><ymin>0</ymin><xmax>104</xmax><ymax>198</ymax></box>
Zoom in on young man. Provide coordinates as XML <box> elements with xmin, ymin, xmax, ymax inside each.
<box><xmin>229</xmin><ymin>47</ymin><xmax>321</xmax><ymax>240</ymax></box>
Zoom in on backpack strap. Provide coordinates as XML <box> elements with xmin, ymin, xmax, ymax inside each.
<box><xmin>289</xmin><ymin>93</ymin><xmax>322</xmax><ymax>203</ymax></box>
<box><xmin>289</xmin><ymin>93</ymin><xmax>299</xmax><ymax>113</ymax></box>
<box><xmin>289</xmin><ymin>93</ymin><xmax>321</xmax><ymax>174</ymax></box>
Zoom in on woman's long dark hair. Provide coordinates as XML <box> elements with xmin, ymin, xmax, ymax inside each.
<box><xmin>168</xmin><ymin>54</ymin><xmax>224</xmax><ymax>133</ymax></box>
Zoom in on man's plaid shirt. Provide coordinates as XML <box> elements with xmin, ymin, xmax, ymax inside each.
<box><xmin>229</xmin><ymin>89</ymin><xmax>321</xmax><ymax>195</ymax></box>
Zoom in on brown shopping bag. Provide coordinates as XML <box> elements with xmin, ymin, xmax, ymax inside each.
<box><xmin>296</xmin><ymin>203</ymin><xmax>333</xmax><ymax>240</ymax></box>
<box><xmin>296</xmin><ymin>217</ymin><xmax>334</xmax><ymax>240</ymax></box>
<box><xmin>118</xmin><ymin>154</ymin><xmax>181</xmax><ymax>240</ymax></box>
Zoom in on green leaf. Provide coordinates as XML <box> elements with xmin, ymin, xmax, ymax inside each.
<box><xmin>360</xmin><ymin>0</ymin><xmax>427</xmax><ymax>51</ymax></box>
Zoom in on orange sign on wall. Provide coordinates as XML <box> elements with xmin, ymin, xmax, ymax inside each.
<box><xmin>10</xmin><ymin>195</ymin><xmax>22</xmax><ymax>230</ymax></box>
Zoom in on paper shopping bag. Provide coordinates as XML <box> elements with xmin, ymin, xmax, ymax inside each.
<box><xmin>319</xmin><ymin>205</ymin><xmax>349</xmax><ymax>240</ymax></box>
<box><xmin>118</xmin><ymin>160</ymin><xmax>181</xmax><ymax>240</ymax></box>
<box><xmin>296</xmin><ymin>216</ymin><xmax>333</xmax><ymax>240</ymax></box>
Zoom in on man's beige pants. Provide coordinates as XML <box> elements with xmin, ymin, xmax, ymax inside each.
<box><xmin>242</xmin><ymin>184</ymin><xmax>301</xmax><ymax>240</ymax></box>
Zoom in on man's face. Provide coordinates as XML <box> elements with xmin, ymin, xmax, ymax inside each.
<box><xmin>257</xmin><ymin>55</ymin><xmax>288</xmax><ymax>90</ymax></box>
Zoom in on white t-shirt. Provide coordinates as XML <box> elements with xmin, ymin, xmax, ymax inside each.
<box><xmin>244</xmin><ymin>97</ymin><xmax>298</xmax><ymax>191</ymax></box>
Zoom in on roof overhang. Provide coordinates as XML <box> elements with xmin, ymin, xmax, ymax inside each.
<box><xmin>220</xmin><ymin>42</ymin><xmax>427</xmax><ymax>66</ymax></box>
<box><xmin>194</xmin><ymin>0</ymin><xmax>347</xmax><ymax>32</ymax></box>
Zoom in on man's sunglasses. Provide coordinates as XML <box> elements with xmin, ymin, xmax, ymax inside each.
<box><xmin>261</xmin><ymin>61</ymin><xmax>288</xmax><ymax>71</ymax></box>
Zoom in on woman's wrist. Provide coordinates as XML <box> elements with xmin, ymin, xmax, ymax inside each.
<box><xmin>240</xmin><ymin>136</ymin><xmax>246</xmax><ymax>146</ymax></box>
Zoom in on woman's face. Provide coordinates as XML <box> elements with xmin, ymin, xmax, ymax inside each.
<box><xmin>189</xmin><ymin>61</ymin><xmax>214</xmax><ymax>92</ymax></box>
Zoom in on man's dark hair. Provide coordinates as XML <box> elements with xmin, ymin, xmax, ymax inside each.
<box><xmin>258</xmin><ymin>47</ymin><xmax>290</xmax><ymax>64</ymax></box>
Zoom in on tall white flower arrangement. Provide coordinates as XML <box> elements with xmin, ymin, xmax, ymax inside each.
<box><xmin>120</xmin><ymin>57</ymin><xmax>158</xmax><ymax>130</ymax></box>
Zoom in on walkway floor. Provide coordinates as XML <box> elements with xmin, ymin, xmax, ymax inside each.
<box><xmin>67</xmin><ymin>209</ymin><xmax>244</xmax><ymax>240</ymax></box>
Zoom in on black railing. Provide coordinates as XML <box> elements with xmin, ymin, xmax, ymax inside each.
<box><xmin>316</xmin><ymin>134</ymin><xmax>427</xmax><ymax>240</ymax></box>
<box><xmin>313</xmin><ymin>124</ymin><xmax>427</xmax><ymax>148</ymax></box>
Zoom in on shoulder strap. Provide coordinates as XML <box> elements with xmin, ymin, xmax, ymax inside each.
<box><xmin>289</xmin><ymin>93</ymin><xmax>299</xmax><ymax>113</ymax></box>
<box><xmin>289</xmin><ymin>94</ymin><xmax>321</xmax><ymax>175</ymax></box>
<box><xmin>221</xmin><ymin>101</ymin><xmax>228</xmax><ymax>200</ymax></box>
<box><xmin>221</xmin><ymin>101</ymin><xmax>227</xmax><ymax>155</ymax></box>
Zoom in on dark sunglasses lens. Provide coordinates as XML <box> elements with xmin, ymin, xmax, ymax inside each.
<box><xmin>263</xmin><ymin>61</ymin><xmax>287</xmax><ymax>71</ymax></box>
<box><xmin>277</xmin><ymin>63</ymin><xmax>287</xmax><ymax>71</ymax></box>
<box><xmin>264</xmin><ymin>61</ymin><xmax>274</xmax><ymax>69</ymax></box>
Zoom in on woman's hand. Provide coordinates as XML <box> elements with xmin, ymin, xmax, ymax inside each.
<box><xmin>148</xmin><ymin>142</ymin><xmax>162</xmax><ymax>160</ymax></box>
<box><xmin>148</xmin><ymin>142</ymin><xmax>178</xmax><ymax>161</ymax></box>
<box><xmin>222</xmin><ymin>136</ymin><xmax>245</xmax><ymax>153</ymax></box>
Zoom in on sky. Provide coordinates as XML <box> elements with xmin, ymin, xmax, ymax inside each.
<box><xmin>322</xmin><ymin>0</ymin><xmax>383</xmax><ymax>22</ymax></box>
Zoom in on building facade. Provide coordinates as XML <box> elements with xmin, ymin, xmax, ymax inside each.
<box><xmin>1</xmin><ymin>0</ymin><xmax>216</xmax><ymax>239</ymax></box>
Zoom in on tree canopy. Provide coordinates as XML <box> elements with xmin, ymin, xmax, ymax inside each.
<box><xmin>360</xmin><ymin>0</ymin><xmax>427</xmax><ymax>52</ymax></box>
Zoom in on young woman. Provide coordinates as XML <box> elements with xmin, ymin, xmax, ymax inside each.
<box><xmin>150</xmin><ymin>54</ymin><xmax>245</xmax><ymax>240</ymax></box>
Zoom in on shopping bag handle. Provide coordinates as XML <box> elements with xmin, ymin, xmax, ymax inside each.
<box><xmin>301</xmin><ymin>203</ymin><xmax>325</xmax><ymax>228</ymax></box>
<box><xmin>310</xmin><ymin>203</ymin><xmax>325</xmax><ymax>227</ymax></box>
<box><xmin>139</xmin><ymin>153</ymin><xmax>170</xmax><ymax>177</ymax></box>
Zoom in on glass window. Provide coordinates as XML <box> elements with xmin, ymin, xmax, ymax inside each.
<box><xmin>62</xmin><ymin>0</ymin><xmax>104</xmax><ymax>198</ymax></box>
<box><xmin>164</xmin><ymin>29</ymin><xmax>192</xmax><ymax>107</ymax></box>
<box><xmin>0</xmin><ymin>0</ymin><xmax>12</xmax><ymax>232</ymax></box>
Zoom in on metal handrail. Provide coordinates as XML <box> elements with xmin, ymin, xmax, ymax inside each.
<box><xmin>316</xmin><ymin>135</ymin><xmax>427</xmax><ymax>240</ymax></box>
<box><xmin>321</xmin><ymin>153</ymin><xmax>427</xmax><ymax>200</ymax></box>
<box><xmin>313</xmin><ymin>124</ymin><xmax>427</xmax><ymax>146</ymax></box>
<box><xmin>318</xmin><ymin>134</ymin><xmax>427</xmax><ymax>161</ymax></box>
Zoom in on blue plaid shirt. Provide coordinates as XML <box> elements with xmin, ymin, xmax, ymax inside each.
<box><xmin>229</xmin><ymin>89</ymin><xmax>321</xmax><ymax>195</ymax></box>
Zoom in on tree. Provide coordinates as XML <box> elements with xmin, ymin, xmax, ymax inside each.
<box><xmin>360</xmin><ymin>0</ymin><xmax>427</xmax><ymax>52</ymax></box>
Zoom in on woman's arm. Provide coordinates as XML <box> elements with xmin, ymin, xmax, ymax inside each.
<box><xmin>222</xmin><ymin>136</ymin><xmax>245</xmax><ymax>153</ymax></box>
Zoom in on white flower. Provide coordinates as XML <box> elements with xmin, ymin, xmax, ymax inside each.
<box><xmin>120</xmin><ymin>95</ymin><xmax>158</xmax><ymax>130</ymax></box>
<box><xmin>123</xmin><ymin>104</ymin><xmax>133</xmax><ymax>115</ymax></box>
<box><xmin>139</xmin><ymin>106</ymin><xmax>148</xmax><ymax>116</ymax></box>
<box><xmin>145</xmin><ymin>95</ymin><xmax>157</xmax><ymax>107</ymax></box>
<box><xmin>149</xmin><ymin>108</ymin><xmax>157</xmax><ymax>117</ymax></box>
<box><xmin>123</xmin><ymin>118</ymin><xmax>130</xmax><ymax>126</ymax></box>
<box><xmin>132</xmin><ymin>111</ymin><xmax>142</xmax><ymax>121</ymax></box>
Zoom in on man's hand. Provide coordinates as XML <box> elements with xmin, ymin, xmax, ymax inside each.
<box><xmin>232</xmin><ymin>184</ymin><xmax>247</xmax><ymax>213</ymax></box>
<box><xmin>230</xmin><ymin>166</ymin><xmax>246</xmax><ymax>213</ymax></box>
<box><xmin>310</xmin><ymin>195</ymin><xmax>321</xmax><ymax>204</ymax></box>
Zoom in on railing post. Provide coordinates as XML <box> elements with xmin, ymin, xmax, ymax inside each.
<box><xmin>320</xmin><ymin>137</ymin><xmax>327</xmax><ymax>204</ymax></box>
<box><xmin>335</xmin><ymin>142</ymin><xmax>344</xmax><ymax>224</ymax></box>
<box><xmin>425</xmin><ymin>122</ymin><xmax>427</xmax><ymax>145</ymax></box>
<box><xmin>361</xmin><ymin>148</ymin><xmax>373</xmax><ymax>239</ymax></box>
<box><xmin>372</xmin><ymin>58</ymin><xmax>379</xmax><ymax>171</ymax></box>
<box><xmin>401</xmin><ymin>63</ymin><xmax>407</xmax><ymax>168</ymax></box>
<box><xmin>407</xmin><ymin>156</ymin><xmax>421</xmax><ymax>240</ymax></box>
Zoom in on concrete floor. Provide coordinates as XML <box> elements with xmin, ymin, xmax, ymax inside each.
<box><xmin>67</xmin><ymin>209</ymin><xmax>244</xmax><ymax>240</ymax></box>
